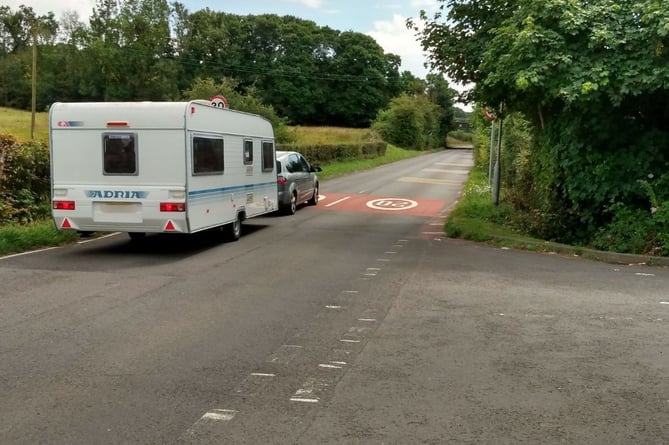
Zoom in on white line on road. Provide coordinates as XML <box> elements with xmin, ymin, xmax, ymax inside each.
<box><xmin>77</xmin><ymin>232</ymin><xmax>120</xmax><ymax>244</ymax></box>
<box><xmin>0</xmin><ymin>246</ymin><xmax>59</xmax><ymax>260</ymax></box>
<box><xmin>199</xmin><ymin>409</ymin><xmax>238</xmax><ymax>422</ymax></box>
<box><xmin>325</xmin><ymin>196</ymin><xmax>351</xmax><ymax>207</ymax></box>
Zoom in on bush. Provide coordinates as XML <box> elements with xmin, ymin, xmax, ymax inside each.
<box><xmin>372</xmin><ymin>94</ymin><xmax>441</xmax><ymax>150</ymax></box>
<box><xmin>0</xmin><ymin>134</ymin><xmax>51</xmax><ymax>224</ymax></box>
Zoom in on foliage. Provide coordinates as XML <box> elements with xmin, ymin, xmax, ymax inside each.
<box><xmin>413</xmin><ymin>0</ymin><xmax>669</xmax><ymax>252</ymax></box>
<box><xmin>447</xmin><ymin>130</ymin><xmax>472</xmax><ymax>143</ymax></box>
<box><xmin>372</xmin><ymin>94</ymin><xmax>441</xmax><ymax>150</ymax></box>
<box><xmin>0</xmin><ymin>135</ymin><xmax>51</xmax><ymax>224</ymax></box>
<box><xmin>444</xmin><ymin>169</ymin><xmax>515</xmax><ymax>241</ymax></box>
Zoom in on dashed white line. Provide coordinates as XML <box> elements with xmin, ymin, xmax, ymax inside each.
<box><xmin>340</xmin><ymin>339</ymin><xmax>361</xmax><ymax>343</ymax></box>
<box><xmin>290</xmin><ymin>397</ymin><xmax>319</xmax><ymax>403</ymax></box>
<box><xmin>358</xmin><ymin>318</ymin><xmax>377</xmax><ymax>322</ymax></box>
<box><xmin>250</xmin><ymin>373</ymin><xmax>276</xmax><ymax>377</ymax></box>
<box><xmin>326</xmin><ymin>305</ymin><xmax>342</xmax><ymax>309</ymax></box>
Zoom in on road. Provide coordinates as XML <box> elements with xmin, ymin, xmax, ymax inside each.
<box><xmin>1</xmin><ymin>149</ymin><xmax>668</xmax><ymax>444</ymax></box>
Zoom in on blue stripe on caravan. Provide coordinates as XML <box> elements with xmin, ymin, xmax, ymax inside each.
<box><xmin>188</xmin><ymin>181</ymin><xmax>277</xmax><ymax>202</ymax></box>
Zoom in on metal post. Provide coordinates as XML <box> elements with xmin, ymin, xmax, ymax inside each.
<box><xmin>488</xmin><ymin>119</ymin><xmax>496</xmax><ymax>187</ymax></box>
<box><xmin>492</xmin><ymin>105</ymin><xmax>503</xmax><ymax>205</ymax></box>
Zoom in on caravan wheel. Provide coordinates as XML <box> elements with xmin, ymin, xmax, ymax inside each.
<box><xmin>226</xmin><ymin>213</ymin><xmax>243</xmax><ymax>241</ymax></box>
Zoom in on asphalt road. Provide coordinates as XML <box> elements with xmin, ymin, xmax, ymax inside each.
<box><xmin>2</xmin><ymin>149</ymin><xmax>668</xmax><ymax>444</ymax></box>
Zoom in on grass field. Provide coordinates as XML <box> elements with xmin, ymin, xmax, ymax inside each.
<box><xmin>0</xmin><ymin>107</ymin><xmax>49</xmax><ymax>142</ymax></box>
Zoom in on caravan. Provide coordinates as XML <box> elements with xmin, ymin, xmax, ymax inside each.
<box><xmin>49</xmin><ymin>101</ymin><xmax>279</xmax><ymax>241</ymax></box>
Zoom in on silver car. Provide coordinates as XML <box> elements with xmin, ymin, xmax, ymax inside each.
<box><xmin>276</xmin><ymin>150</ymin><xmax>322</xmax><ymax>214</ymax></box>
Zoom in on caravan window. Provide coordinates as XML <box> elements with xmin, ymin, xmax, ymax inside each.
<box><xmin>262</xmin><ymin>141</ymin><xmax>274</xmax><ymax>172</ymax></box>
<box><xmin>193</xmin><ymin>136</ymin><xmax>224</xmax><ymax>175</ymax></box>
<box><xmin>103</xmin><ymin>133</ymin><xmax>137</xmax><ymax>175</ymax></box>
<box><xmin>243</xmin><ymin>139</ymin><xmax>254</xmax><ymax>165</ymax></box>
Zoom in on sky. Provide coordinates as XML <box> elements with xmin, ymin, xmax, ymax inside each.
<box><xmin>8</xmin><ymin>0</ymin><xmax>440</xmax><ymax>79</ymax></box>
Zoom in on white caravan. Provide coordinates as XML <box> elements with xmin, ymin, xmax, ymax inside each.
<box><xmin>49</xmin><ymin>101</ymin><xmax>279</xmax><ymax>240</ymax></box>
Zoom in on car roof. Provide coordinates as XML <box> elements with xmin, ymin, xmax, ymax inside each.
<box><xmin>276</xmin><ymin>150</ymin><xmax>298</xmax><ymax>159</ymax></box>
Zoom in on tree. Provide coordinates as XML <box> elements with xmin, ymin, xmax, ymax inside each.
<box><xmin>412</xmin><ymin>0</ymin><xmax>669</xmax><ymax>245</ymax></box>
<box><xmin>425</xmin><ymin>73</ymin><xmax>455</xmax><ymax>140</ymax></box>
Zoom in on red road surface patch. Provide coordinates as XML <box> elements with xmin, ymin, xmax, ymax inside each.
<box><xmin>319</xmin><ymin>193</ymin><xmax>447</xmax><ymax>217</ymax></box>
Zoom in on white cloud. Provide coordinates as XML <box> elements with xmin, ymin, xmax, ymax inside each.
<box><xmin>282</xmin><ymin>0</ymin><xmax>326</xmax><ymax>8</ymax></box>
<box><xmin>3</xmin><ymin>0</ymin><xmax>96</xmax><ymax>23</ymax></box>
<box><xmin>367</xmin><ymin>14</ymin><xmax>429</xmax><ymax>78</ymax></box>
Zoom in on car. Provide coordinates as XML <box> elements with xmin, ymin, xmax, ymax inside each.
<box><xmin>275</xmin><ymin>150</ymin><xmax>322</xmax><ymax>215</ymax></box>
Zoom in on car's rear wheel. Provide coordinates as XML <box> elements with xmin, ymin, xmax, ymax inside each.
<box><xmin>283</xmin><ymin>192</ymin><xmax>297</xmax><ymax>215</ymax></box>
<box><xmin>308</xmin><ymin>184</ymin><xmax>319</xmax><ymax>205</ymax></box>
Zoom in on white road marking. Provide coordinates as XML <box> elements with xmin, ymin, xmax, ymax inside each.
<box><xmin>200</xmin><ymin>409</ymin><xmax>237</xmax><ymax>422</ymax></box>
<box><xmin>635</xmin><ymin>273</ymin><xmax>655</xmax><ymax>277</ymax></box>
<box><xmin>290</xmin><ymin>397</ymin><xmax>319</xmax><ymax>403</ymax></box>
<box><xmin>0</xmin><ymin>246</ymin><xmax>59</xmax><ymax>260</ymax></box>
<box><xmin>340</xmin><ymin>339</ymin><xmax>360</xmax><ymax>343</ymax></box>
<box><xmin>358</xmin><ymin>318</ymin><xmax>377</xmax><ymax>322</ymax></box>
<box><xmin>325</xmin><ymin>196</ymin><xmax>351</xmax><ymax>207</ymax></box>
<box><xmin>384</xmin><ymin>251</ymin><xmax>397</xmax><ymax>254</ymax></box>
<box><xmin>376</xmin><ymin>258</ymin><xmax>391</xmax><ymax>262</ymax></box>
<box><xmin>342</xmin><ymin>290</ymin><xmax>359</xmax><ymax>294</ymax></box>
<box><xmin>319</xmin><ymin>364</ymin><xmax>342</xmax><ymax>369</ymax></box>
<box><xmin>250</xmin><ymin>373</ymin><xmax>275</xmax><ymax>377</ymax></box>
<box><xmin>77</xmin><ymin>232</ymin><xmax>119</xmax><ymax>244</ymax></box>
<box><xmin>660</xmin><ymin>302</ymin><xmax>669</xmax><ymax>305</ymax></box>
<box><xmin>422</xmin><ymin>168</ymin><xmax>470</xmax><ymax>174</ymax></box>
<box><xmin>326</xmin><ymin>305</ymin><xmax>342</xmax><ymax>309</ymax></box>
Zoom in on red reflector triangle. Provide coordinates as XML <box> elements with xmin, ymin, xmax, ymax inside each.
<box><xmin>61</xmin><ymin>218</ymin><xmax>71</xmax><ymax>229</ymax></box>
<box><xmin>164</xmin><ymin>220</ymin><xmax>176</xmax><ymax>231</ymax></box>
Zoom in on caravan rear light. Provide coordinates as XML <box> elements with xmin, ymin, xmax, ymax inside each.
<box><xmin>160</xmin><ymin>202</ymin><xmax>186</xmax><ymax>212</ymax></box>
<box><xmin>277</xmin><ymin>175</ymin><xmax>287</xmax><ymax>185</ymax></box>
<box><xmin>53</xmin><ymin>200</ymin><xmax>75</xmax><ymax>210</ymax></box>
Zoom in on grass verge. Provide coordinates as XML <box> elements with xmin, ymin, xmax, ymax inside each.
<box><xmin>0</xmin><ymin>221</ymin><xmax>80</xmax><ymax>256</ymax></box>
<box><xmin>318</xmin><ymin>144</ymin><xmax>431</xmax><ymax>180</ymax></box>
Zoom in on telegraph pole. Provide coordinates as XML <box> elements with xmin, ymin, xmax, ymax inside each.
<box><xmin>31</xmin><ymin>28</ymin><xmax>37</xmax><ymax>140</ymax></box>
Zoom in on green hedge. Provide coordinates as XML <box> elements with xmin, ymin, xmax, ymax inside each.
<box><xmin>0</xmin><ymin>134</ymin><xmax>51</xmax><ymax>224</ymax></box>
<box><xmin>276</xmin><ymin>142</ymin><xmax>387</xmax><ymax>164</ymax></box>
